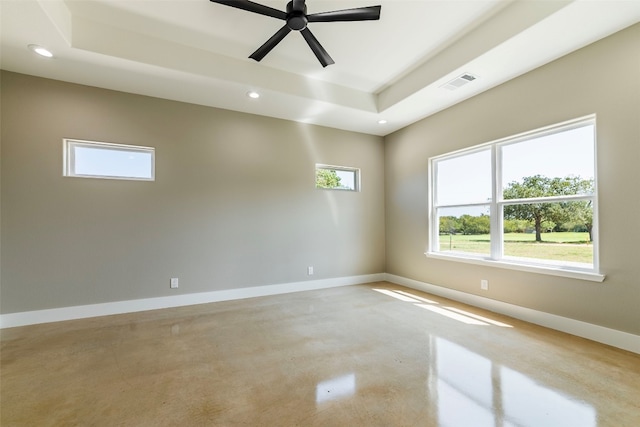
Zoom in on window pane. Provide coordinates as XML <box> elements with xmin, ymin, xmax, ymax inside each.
<box><xmin>315</xmin><ymin>165</ymin><xmax>359</xmax><ymax>191</ymax></box>
<box><xmin>436</xmin><ymin>149</ymin><xmax>491</xmax><ymax>206</ymax></box>
<box><xmin>502</xmin><ymin>125</ymin><xmax>594</xmax><ymax>197</ymax></box>
<box><xmin>65</xmin><ymin>139</ymin><xmax>155</xmax><ymax>181</ymax></box>
<box><xmin>437</xmin><ymin>206</ymin><xmax>491</xmax><ymax>256</ymax></box>
<box><xmin>503</xmin><ymin>202</ymin><xmax>593</xmax><ymax>266</ymax></box>
<box><xmin>74</xmin><ymin>146</ymin><xmax>153</xmax><ymax>179</ymax></box>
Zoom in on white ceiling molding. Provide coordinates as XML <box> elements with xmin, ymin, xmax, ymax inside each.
<box><xmin>1</xmin><ymin>0</ymin><xmax>639</xmax><ymax>136</ymax></box>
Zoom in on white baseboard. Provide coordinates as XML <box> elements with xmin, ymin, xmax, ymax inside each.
<box><xmin>0</xmin><ymin>273</ymin><xmax>385</xmax><ymax>329</ymax></box>
<box><xmin>385</xmin><ymin>273</ymin><xmax>640</xmax><ymax>355</ymax></box>
<box><xmin>4</xmin><ymin>272</ymin><xmax>638</xmax><ymax>356</ymax></box>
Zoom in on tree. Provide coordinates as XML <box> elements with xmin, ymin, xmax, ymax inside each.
<box><xmin>316</xmin><ymin>169</ymin><xmax>342</xmax><ymax>189</ymax></box>
<box><xmin>439</xmin><ymin>216</ymin><xmax>460</xmax><ymax>235</ymax></box>
<box><xmin>565</xmin><ymin>200</ymin><xmax>594</xmax><ymax>241</ymax></box>
<box><xmin>503</xmin><ymin>175</ymin><xmax>593</xmax><ymax>242</ymax></box>
<box><xmin>459</xmin><ymin>214</ymin><xmax>490</xmax><ymax>235</ymax></box>
<box><xmin>503</xmin><ymin>219</ymin><xmax>531</xmax><ymax>233</ymax></box>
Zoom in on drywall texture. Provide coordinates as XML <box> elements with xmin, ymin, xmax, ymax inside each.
<box><xmin>385</xmin><ymin>24</ymin><xmax>640</xmax><ymax>335</ymax></box>
<box><xmin>0</xmin><ymin>72</ymin><xmax>385</xmax><ymax>313</ymax></box>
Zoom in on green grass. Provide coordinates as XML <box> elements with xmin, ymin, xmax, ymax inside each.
<box><xmin>439</xmin><ymin>232</ymin><xmax>593</xmax><ymax>264</ymax></box>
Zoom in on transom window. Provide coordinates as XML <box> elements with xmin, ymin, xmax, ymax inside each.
<box><xmin>63</xmin><ymin>139</ymin><xmax>155</xmax><ymax>181</ymax></box>
<box><xmin>428</xmin><ymin>116</ymin><xmax>602</xmax><ymax>281</ymax></box>
<box><xmin>315</xmin><ymin>164</ymin><xmax>360</xmax><ymax>191</ymax></box>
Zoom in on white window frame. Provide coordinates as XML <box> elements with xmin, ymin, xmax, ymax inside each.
<box><xmin>315</xmin><ymin>164</ymin><xmax>360</xmax><ymax>192</ymax></box>
<box><xmin>63</xmin><ymin>138</ymin><xmax>155</xmax><ymax>181</ymax></box>
<box><xmin>427</xmin><ymin>115</ymin><xmax>604</xmax><ymax>282</ymax></box>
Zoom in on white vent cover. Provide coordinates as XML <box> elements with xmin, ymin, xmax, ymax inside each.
<box><xmin>441</xmin><ymin>73</ymin><xmax>478</xmax><ymax>90</ymax></box>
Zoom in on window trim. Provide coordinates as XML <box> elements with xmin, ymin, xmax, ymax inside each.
<box><xmin>63</xmin><ymin>138</ymin><xmax>155</xmax><ymax>181</ymax></box>
<box><xmin>315</xmin><ymin>164</ymin><xmax>361</xmax><ymax>192</ymax></box>
<box><xmin>427</xmin><ymin>115</ymin><xmax>604</xmax><ymax>282</ymax></box>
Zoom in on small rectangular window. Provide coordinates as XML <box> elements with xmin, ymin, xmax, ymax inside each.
<box><xmin>63</xmin><ymin>139</ymin><xmax>155</xmax><ymax>181</ymax></box>
<box><xmin>315</xmin><ymin>164</ymin><xmax>359</xmax><ymax>191</ymax></box>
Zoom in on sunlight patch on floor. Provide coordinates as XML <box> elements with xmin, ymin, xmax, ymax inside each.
<box><xmin>373</xmin><ymin>288</ymin><xmax>512</xmax><ymax>327</ymax></box>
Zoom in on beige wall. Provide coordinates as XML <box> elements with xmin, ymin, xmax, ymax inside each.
<box><xmin>385</xmin><ymin>24</ymin><xmax>640</xmax><ymax>335</ymax></box>
<box><xmin>0</xmin><ymin>72</ymin><xmax>385</xmax><ymax>313</ymax></box>
<box><xmin>2</xmin><ymin>24</ymin><xmax>639</xmax><ymax>337</ymax></box>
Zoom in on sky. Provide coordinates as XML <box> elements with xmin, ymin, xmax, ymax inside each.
<box><xmin>436</xmin><ymin>124</ymin><xmax>595</xmax><ymax>209</ymax></box>
<box><xmin>74</xmin><ymin>145</ymin><xmax>153</xmax><ymax>179</ymax></box>
<box><xmin>335</xmin><ymin>169</ymin><xmax>357</xmax><ymax>190</ymax></box>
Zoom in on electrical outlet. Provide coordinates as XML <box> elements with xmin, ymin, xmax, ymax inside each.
<box><xmin>308</xmin><ymin>266</ymin><xmax>314</xmax><ymax>276</ymax></box>
<box><xmin>480</xmin><ymin>279</ymin><xmax>489</xmax><ymax>291</ymax></box>
<box><xmin>170</xmin><ymin>278</ymin><xmax>179</xmax><ymax>289</ymax></box>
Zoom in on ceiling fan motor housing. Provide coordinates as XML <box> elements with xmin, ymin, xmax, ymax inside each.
<box><xmin>208</xmin><ymin>0</ymin><xmax>381</xmax><ymax>67</ymax></box>
<box><xmin>286</xmin><ymin>1</ymin><xmax>308</xmax><ymax>31</ymax></box>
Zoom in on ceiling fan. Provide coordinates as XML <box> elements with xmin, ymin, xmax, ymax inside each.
<box><xmin>209</xmin><ymin>0</ymin><xmax>382</xmax><ymax>67</ymax></box>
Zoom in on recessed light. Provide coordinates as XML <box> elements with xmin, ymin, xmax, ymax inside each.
<box><xmin>247</xmin><ymin>91</ymin><xmax>260</xmax><ymax>99</ymax></box>
<box><xmin>378</xmin><ymin>119</ymin><xmax>388</xmax><ymax>125</ymax></box>
<box><xmin>28</xmin><ymin>44</ymin><xmax>53</xmax><ymax>58</ymax></box>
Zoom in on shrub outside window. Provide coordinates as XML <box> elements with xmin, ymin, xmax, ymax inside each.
<box><xmin>428</xmin><ymin>116</ymin><xmax>602</xmax><ymax>281</ymax></box>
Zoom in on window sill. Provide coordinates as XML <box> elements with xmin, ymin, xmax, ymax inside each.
<box><xmin>424</xmin><ymin>252</ymin><xmax>605</xmax><ymax>283</ymax></box>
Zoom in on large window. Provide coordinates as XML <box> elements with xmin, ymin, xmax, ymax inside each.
<box><xmin>63</xmin><ymin>139</ymin><xmax>155</xmax><ymax>181</ymax></box>
<box><xmin>428</xmin><ymin>116</ymin><xmax>602</xmax><ymax>281</ymax></box>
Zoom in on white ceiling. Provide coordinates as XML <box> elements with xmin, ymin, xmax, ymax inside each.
<box><xmin>2</xmin><ymin>0</ymin><xmax>639</xmax><ymax>136</ymax></box>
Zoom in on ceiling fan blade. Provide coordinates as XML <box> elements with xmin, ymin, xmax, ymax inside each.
<box><xmin>249</xmin><ymin>25</ymin><xmax>292</xmax><ymax>62</ymax></box>
<box><xmin>209</xmin><ymin>0</ymin><xmax>286</xmax><ymax>20</ymax></box>
<box><xmin>300</xmin><ymin>28</ymin><xmax>334</xmax><ymax>68</ymax></box>
<box><xmin>307</xmin><ymin>5</ymin><xmax>381</xmax><ymax>22</ymax></box>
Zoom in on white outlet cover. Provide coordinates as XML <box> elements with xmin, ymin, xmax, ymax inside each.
<box><xmin>170</xmin><ymin>278</ymin><xmax>179</xmax><ymax>288</ymax></box>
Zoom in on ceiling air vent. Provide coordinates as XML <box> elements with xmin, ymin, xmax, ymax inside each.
<box><xmin>441</xmin><ymin>73</ymin><xmax>478</xmax><ymax>91</ymax></box>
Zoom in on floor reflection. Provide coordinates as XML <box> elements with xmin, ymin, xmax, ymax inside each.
<box><xmin>316</xmin><ymin>373</ymin><xmax>356</xmax><ymax>404</ymax></box>
<box><xmin>501</xmin><ymin>366</ymin><xmax>596</xmax><ymax>427</ymax></box>
<box><xmin>373</xmin><ymin>288</ymin><xmax>597</xmax><ymax>426</ymax></box>
<box><xmin>435</xmin><ymin>338</ymin><xmax>596</xmax><ymax>427</ymax></box>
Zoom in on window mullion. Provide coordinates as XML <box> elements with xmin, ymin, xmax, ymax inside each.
<box><xmin>500</xmin><ymin>194</ymin><xmax>593</xmax><ymax>205</ymax></box>
<box><xmin>430</xmin><ymin>161</ymin><xmax>438</xmax><ymax>253</ymax></box>
<box><xmin>490</xmin><ymin>145</ymin><xmax>502</xmax><ymax>260</ymax></box>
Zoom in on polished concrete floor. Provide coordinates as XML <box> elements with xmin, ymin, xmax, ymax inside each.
<box><xmin>2</xmin><ymin>282</ymin><xmax>639</xmax><ymax>426</ymax></box>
